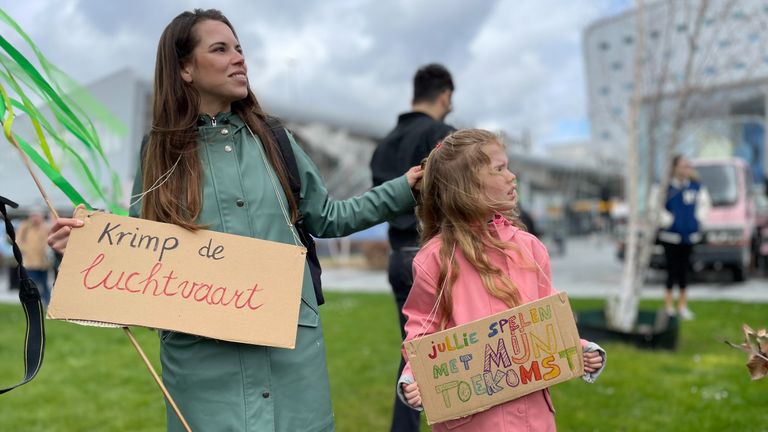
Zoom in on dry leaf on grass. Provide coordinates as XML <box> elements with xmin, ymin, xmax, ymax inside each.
<box><xmin>725</xmin><ymin>324</ymin><xmax>768</xmax><ymax>380</ymax></box>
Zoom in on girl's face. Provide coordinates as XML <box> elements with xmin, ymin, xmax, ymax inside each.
<box><xmin>181</xmin><ymin>20</ymin><xmax>249</xmax><ymax>115</ymax></box>
<box><xmin>479</xmin><ymin>142</ymin><xmax>517</xmax><ymax>213</ymax></box>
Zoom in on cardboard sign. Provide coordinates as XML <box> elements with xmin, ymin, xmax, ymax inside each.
<box><xmin>47</xmin><ymin>208</ymin><xmax>306</xmax><ymax>348</ymax></box>
<box><xmin>404</xmin><ymin>292</ymin><xmax>583</xmax><ymax>424</ymax></box>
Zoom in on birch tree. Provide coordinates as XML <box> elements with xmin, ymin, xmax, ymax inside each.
<box><xmin>605</xmin><ymin>0</ymin><xmax>767</xmax><ymax>330</ymax></box>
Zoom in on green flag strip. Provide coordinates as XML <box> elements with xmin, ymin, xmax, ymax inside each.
<box><xmin>0</xmin><ymin>75</ymin><xmax>108</xmax><ymax>208</ymax></box>
<box><xmin>0</xmin><ymin>9</ymin><xmax>127</xmax><ymax>213</ymax></box>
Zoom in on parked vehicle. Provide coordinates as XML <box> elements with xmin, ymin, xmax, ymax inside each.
<box><xmin>754</xmin><ymin>187</ymin><xmax>768</xmax><ymax>271</ymax></box>
<box><xmin>688</xmin><ymin>158</ymin><xmax>756</xmax><ymax>281</ymax></box>
<box><xmin>616</xmin><ymin>157</ymin><xmax>765</xmax><ymax>282</ymax></box>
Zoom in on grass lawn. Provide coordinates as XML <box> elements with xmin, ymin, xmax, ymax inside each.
<box><xmin>0</xmin><ymin>294</ymin><xmax>765</xmax><ymax>431</ymax></box>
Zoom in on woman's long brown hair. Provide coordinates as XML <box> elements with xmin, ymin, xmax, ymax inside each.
<box><xmin>418</xmin><ymin>129</ymin><xmax>530</xmax><ymax>329</ymax></box>
<box><xmin>141</xmin><ymin>9</ymin><xmax>298</xmax><ymax>230</ymax></box>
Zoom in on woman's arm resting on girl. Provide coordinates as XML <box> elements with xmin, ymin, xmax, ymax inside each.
<box><xmin>405</xmin><ymin>165</ymin><xmax>424</xmax><ymax>189</ymax></box>
<box><xmin>290</xmin><ymin>132</ymin><xmax>418</xmax><ymax>238</ymax></box>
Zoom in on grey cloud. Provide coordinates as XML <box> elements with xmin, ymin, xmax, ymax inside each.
<box><xmin>3</xmin><ymin>0</ymin><xmax>629</xmax><ymax>147</ymax></box>
<box><xmin>74</xmin><ymin>0</ymin><xmax>172</xmax><ymax>36</ymax></box>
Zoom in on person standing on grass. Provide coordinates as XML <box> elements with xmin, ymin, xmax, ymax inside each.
<box><xmin>398</xmin><ymin>129</ymin><xmax>605</xmax><ymax>432</ymax></box>
<box><xmin>658</xmin><ymin>155</ymin><xmax>711</xmax><ymax>320</ymax></box>
<box><xmin>16</xmin><ymin>209</ymin><xmax>52</xmax><ymax>305</ymax></box>
<box><xmin>47</xmin><ymin>8</ymin><xmax>424</xmax><ymax>431</ymax></box>
<box><xmin>370</xmin><ymin>63</ymin><xmax>455</xmax><ymax>432</ymax></box>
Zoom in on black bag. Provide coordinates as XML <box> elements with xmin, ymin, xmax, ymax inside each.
<box><xmin>264</xmin><ymin>117</ymin><xmax>325</xmax><ymax>306</ymax></box>
<box><xmin>0</xmin><ymin>195</ymin><xmax>46</xmax><ymax>394</ymax></box>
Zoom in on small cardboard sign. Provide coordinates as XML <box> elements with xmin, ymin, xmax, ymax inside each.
<box><xmin>47</xmin><ymin>208</ymin><xmax>306</xmax><ymax>348</ymax></box>
<box><xmin>404</xmin><ymin>292</ymin><xmax>583</xmax><ymax>424</ymax></box>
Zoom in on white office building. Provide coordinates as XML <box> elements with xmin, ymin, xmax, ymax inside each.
<box><xmin>1</xmin><ymin>68</ymin><xmax>384</xmax><ymax>213</ymax></box>
<box><xmin>584</xmin><ymin>0</ymin><xmax>768</xmax><ymax>180</ymax></box>
<box><xmin>1</xmin><ymin>68</ymin><xmax>152</xmax><ymax>213</ymax></box>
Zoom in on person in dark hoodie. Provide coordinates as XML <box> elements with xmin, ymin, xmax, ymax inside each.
<box><xmin>370</xmin><ymin>63</ymin><xmax>455</xmax><ymax>432</ymax></box>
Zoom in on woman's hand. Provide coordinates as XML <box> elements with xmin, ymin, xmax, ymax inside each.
<box><xmin>47</xmin><ymin>218</ymin><xmax>84</xmax><ymax>254</ymax></box>
<box><xmin>405</xmin><ymin>165</ymin><xmax>424</xmax><ymax>189</ymax></box>
<box><xmin>583</xmin><ymin>350</ymin><xmax>603</xmax><ymax>374</ymax></box>
<box><xmin>401</xmin><ymin>382</ymin><xmax>422</xmax><ymax>408</ymax></box>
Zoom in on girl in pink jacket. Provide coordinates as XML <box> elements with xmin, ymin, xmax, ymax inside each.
<box><xmin>398</xmin><ymin>129</ymin><xmax>605</xmax><ymax>431</ymax></box>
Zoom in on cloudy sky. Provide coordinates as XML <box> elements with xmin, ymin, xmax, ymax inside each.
<box><xmin>3</xmin><ymin>0</ymin><xmax>631</xmax><ymax>150</ymax></box>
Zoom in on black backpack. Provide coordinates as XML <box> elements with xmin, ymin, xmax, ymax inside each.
<box><xmin>139</xmin><ymin>117</ymin><xmax>325</xmax><ymax>305</ymax></box>
<box><xmin>263</xmin><ymin>117</ymin><xmax>324</xmax><ymax>306</ymax></box>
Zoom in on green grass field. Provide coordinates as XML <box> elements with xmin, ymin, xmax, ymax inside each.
<box><xmin>0</xmin><ymin>294</ymin><xmax>765</xmax><ymax>431</ymax></box>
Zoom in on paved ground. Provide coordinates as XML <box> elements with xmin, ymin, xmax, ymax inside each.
<box><xmin>318</xmin><ymin>235</ymin><xmax>768</xmax><ymax>303</ymax></box>
<box><xmin>1</xmin><ymin>236</ymin><xmax>766</xmax><ymax>304</ymax></box>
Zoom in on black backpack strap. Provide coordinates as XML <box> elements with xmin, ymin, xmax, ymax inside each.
<box><xmin>264</xmin><ymin>117</ymin><xmax>301</xmax><ymax>201</ymax></box>
<box><xmin>139</xmin><ymin>134</ymin><xmax>149</xmax><ymax>166</ymax></box>
<box><xmin>263</xmin><ymin>117</ymin><xmax>325</xmax><ymax>306</ymax></box>
<box><xmin>0</xmin><ymin>195</ymin><xmax>45</xmax><ymax>394</ymax></box>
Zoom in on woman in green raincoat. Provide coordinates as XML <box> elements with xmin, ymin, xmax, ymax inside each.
<box><xmin>48</xmin><ymin>8</ymin><xmax>422</xmax><ymax>431</ymax></box>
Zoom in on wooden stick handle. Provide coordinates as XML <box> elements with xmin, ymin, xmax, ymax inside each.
<box><xmin>8</xmin><ymin>133</ymin><xmax>59</xmax><ymax>219</ymax></box>
<box><xmin>123</xmin><ymin>327</ymin><xmax>192</xmax><ymax>432</ymax></box>
<box><xmin>7</xmin><ymin>127</ymin><xmax>189</xmax><ymax>429</ymax></box>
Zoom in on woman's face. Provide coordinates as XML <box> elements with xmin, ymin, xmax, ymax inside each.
<box><xmin>673</xmin><ymin>157</ymin><xmax>692</xmax><ymax>179</ymax></box>
<box><xmin>181</xmin><ymin>19</ymin><xmax>249</xmax><ymax>115</ymax></box>
<box><xmin>478</xmin><ymin>142</ymin><xmax>517</xmax><ymax>213</ymax></box>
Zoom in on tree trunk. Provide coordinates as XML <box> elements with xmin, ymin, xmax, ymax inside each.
<box><xmin>606</xmin><ymin>0</ymin><xmax>647</xmax><ymax>332</ymax></box>
<box><xmin>607</xmin><ymin>0</ymin><xmax>711</xmax><ymax>332</ymax></box>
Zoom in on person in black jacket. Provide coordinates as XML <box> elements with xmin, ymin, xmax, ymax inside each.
<box><xmin>518</xmin><ymin>206</ymin><xmax>538</xmax><ymax>238</ymax></box>
<box><xmin>370</xmin><ymin>63</ymin><xmax>455</xmax><ymax>432</ymax></box>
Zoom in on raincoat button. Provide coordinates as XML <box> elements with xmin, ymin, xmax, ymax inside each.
<box><xmin>224</xmin><ymin>145</ymin><xmax>232</xmax><ymax>153</ymax></box>
<box><xmin>262</xmin><ymin>391</ymin><xmax>270</xmax><ymax>398</ymax></box>
<box><xmin>221</xmin><ymin>128</ymin><xmax>229</xmax><ymax>135</ymax></box>
<box><xmin>236</xmin><ymin>199</ymin><xmax>245</xmax><ymax>207</ymax></box>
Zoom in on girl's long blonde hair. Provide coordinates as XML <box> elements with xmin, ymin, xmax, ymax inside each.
<box><xmin>418</xmin><ymin>128</ymin><xmax>528</xmax><ymax>329</ymax></box>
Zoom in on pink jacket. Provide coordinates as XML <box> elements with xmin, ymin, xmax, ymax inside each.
<box><xmin>401</xmin><ymin>218</ymin><xmax>574</xmax><ymax>432</ymax></box>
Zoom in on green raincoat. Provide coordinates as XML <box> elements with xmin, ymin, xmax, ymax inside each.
<box><xmin>131</xmin><ymin>112</ymin><xmax>416</xmax><ymax>431</ymax></box>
